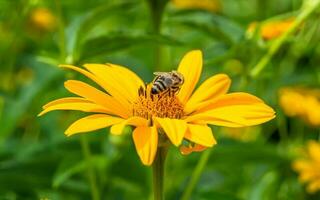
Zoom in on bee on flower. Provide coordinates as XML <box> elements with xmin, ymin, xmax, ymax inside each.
<box><xmin>151</xmin><ymin>71</ymin><xmax>184</xmax><ymax>95</ymax></box>
<box><xmin>39</xmin><ymin>50</ymin><xmax>275</xmax><ymax>165</ymax></box>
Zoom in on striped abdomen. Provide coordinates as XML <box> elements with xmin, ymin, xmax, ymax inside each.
<box><xmin>151</xmin><ymin>76</ymin><xmax>171</xmax><ymax>94</ymax></box>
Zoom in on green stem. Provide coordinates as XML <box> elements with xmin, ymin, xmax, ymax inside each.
<box><xmin>181</xmin><ymin>149</ymin><xmax>212</xmax><ymax>200</ymax></box>
<box><xmin>317</xmin><ymin>69</ymin><xmax>320</xmax><ymax>84</ymax></box>
<box><xmin>147</xmin><ymin>2</ymin><xmax>169</xmax><ymax>199</ymax></box>
<box><xmin>147</xmin><ymin>0</ymin><xmax>169</xmax><ymax>71</ymax></box>
<box><xmin>152</xmin><ymin>146</ymin><xmax>168</xmax><ymax>200</ymax></box>
<box><xmin>277</xmin><ymin>112</ymin><xmax>288</xmax><ymax>144</ymax></box>
<box><xmin>0</xmin><ymin>97</ymin><xmax>3</xmax><ymax>123</ymax></box>
<box><xmin>55</xmin><ymin>0</ymin><xmax>66</xmax><ymax>62</ymax></box>
<box><xmin>291</xmin><ymin>119</ymin><xmax>305</xmax><ymax>143</ymax></box>
<box><xmin>80</xmin><ymin>135</ymin><xmax>100</xmax><ymax>200</ymax></box>
<box><xmin>250</xmin><ymin>0</ymin><xmax>320</xmax><ymax>78</ymax></box>
<box><xmin>147</xmin><ymin>0</ymin><xmax>167</xmax><ymax>33</ymax></box>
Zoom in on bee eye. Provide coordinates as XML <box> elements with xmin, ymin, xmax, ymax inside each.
<box><xmin>172</xmin><ymin>73</ymin><xmax>178</xmax><ymax>79</ymax></box>
<box><xmin>151</xmin><ymin>88</ymin><xmax>158</xmax><ymax>94</ymax></box>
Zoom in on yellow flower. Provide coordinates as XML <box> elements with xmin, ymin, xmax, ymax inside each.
<box><xmin>279</xmin><ymin>87</ymin><xmax>320</xmax><ymax>126</ymax></box>
<box><xmin>171</xmin><ymin>0</ymin><xmax>221</xmax><ymax>12</ymax></box>
<box><xmin>247</xmin><ymin>17</ymin><xmax>295</xmax><ymax>40</ymax></box>
<box><xmin>30</xmin><ymin>8</ymin><xmax>56</xmax><ymax>32</ymax></box>
<box><xmin>292</xmin><ymin>141</ymin><xmax>320</xmax><ymax>193</ymax></box>
<box><xmin>39</xmin><ymin>50</ymin><xmax>275</xmax><ymax>165</ymax></box>
<box><xmin>221</xmin><ymin>127</ymin><xmax>260</xmax><ymax>142</ymax></box>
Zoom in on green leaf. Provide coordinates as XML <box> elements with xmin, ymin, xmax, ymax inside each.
<box><xmin>168</xmin><ymin>11</ymin><xmax>244</xmax><ymax>45</ymax></box>
<box><xmin>65</xmin><ymin>2</ymin><xmax>136</xmax><ymax>63</ymax></box>
<box><xmin>197</xmin><ymin>190</ymin><xmax>243</xmax><ymax>200</ymax></box>
<box><xmin>208</xmin><ymin>140</ymin><xmax>287</xmax><ymax>166</ymax></box>
<box><xmin>0</xmin><ymin>58</ymin><xmax>61</xmax><ymax>144</ymax></box>
<box><xmin>53</xmin><ymin>155</ymin><xmax>109</xmax><ymax>188</ymax></box>
<box><xmin>79</xmin><ymin>34</ymin><xmax>182</xmax><ymax>61</ymax></box>
<box><xmin>248</xmin><ymin>171</ymin><xmax>279</xmax><ymax>200</ymax></box>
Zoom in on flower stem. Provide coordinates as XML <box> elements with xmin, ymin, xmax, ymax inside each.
<box><xmin>181</xmin><ymin>149</ymin><xmax>212</xmax><ymax>200</ymax></box>
<box><xmin>80</xmin><ymin>135</ymin><xmax>100</xmax><ymax>200</ymax></box>
<box><xmin>250</xmin><ymin>0</ymin><xmax>320</xmax><ymax>78</ymax></box>
<box><xmin>147</xmin><ymin>2</ymin><xmax>169</xmax><ymax>199</ymax></box>
<box><xmin>152</xmin><ymin>146</ymin><xmax>168</xmax><ymax>200</ymax></box>
<box><xmin>146</xmin><ymin>0</ymin><xmax>169</xmax><ymax>71</ymax></box>
<box><xmin>54</xmin><ymin>0</ymin><xmax>66</xmax><ymax>62</ymax></box>
<box><xmin>147</xmin><ymin>0</ymin><xmax>168</xmax><ymax>34</ymax></box>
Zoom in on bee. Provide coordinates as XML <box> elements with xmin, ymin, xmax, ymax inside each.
<box><xmin>151</xmin><ymin>70</ymin><xmax>184</xmax><ymax>95</ymax></box>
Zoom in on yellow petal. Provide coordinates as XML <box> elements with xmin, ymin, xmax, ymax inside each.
<box><xmin>292</xmin><ymin>160</ymin><xmax>311</xmax><ymax>172</ymax></box>
<box><xmin>180</xmin><ymin>144</ymin><xmax>207</xmax><ymax>155</ymax></box>
<box><xmin>186</xmin><ymin>112</ymin><xmax>248</xmax><ymax>127</ymax></box>
<box><xmin>59</xmin><ymin>64</ymin><xmax>104</xmax><ymax>88</ymax></box>
<box><xmin>307</xmin><ymin>179</ymin><xmax>320</xmax><ymax>193</ymax></box>
<box><xmin>107</xmin><ymin>63</ymin><xmax>145</xmax><ymax>101</ymax></box>
<box><xmin>65</xmin><ymin>114</ymin><xmax>123</xmax><ymax>136</ymax></box>
<box><xmin>188</xmin><ymin>104</ymin><xmax>275</xmax><ymax>127</ymax></box>
<box><xmin>155</xmin><ymin>118</ymin><xmax>187</xmax><ymax>146</ymax></box>
<box><xmin>42</xmin><ymin>97</ymin><xmax>89</xmax><ymax>109</ymax></box>
<box><xmin>186</xmin><ymin>93</ymin><xmax>275</xmax><ymax>127</ymax></box>
<box><xmin>196</xmin><ymin>92</ymin><xmax>265</xmax><ymax>112</ymax></box>
<box><xmin>184</xmin><ymin>124</ymin><xmax>217</xmax><ymax>147</ymax></box>
<box><xmin>83</xmin><ymin>64</ymin><xmax>142</xmax><ymax>106</ymax></box>
<box><xmin>292</xmin><ymin>159</ymin><xmax>318</xmax><ymax>183</ymax></box>
<box><xmin>64</xmin><ymin>80</ymin><xmax>129</xmax><ymax>118</ymax></box>
<box><xmin>300</xmin><ymin>169</ymin><xmax>318</xmax><ymax>182</ymax></box>
<box><xmin>307</xmin><ymin>141</ymin><xmax>320</xmax><ymax>163</ymax></box>
<box><xmin>60</xmin><ymin>64</ymin><xmax>131</xmax><ymax>112</ymax></box>
<box><xmin>185</xmin><ymin>74</ymin><xmax>231</xmax><ymax>114</ymax></box>
<box><xmin>177</xmin><ymin>50</ymin><xmax>203</xmax><ymax>104</ymax></box>
<box><xmin>110</xmin><ymin>116</ymin><xmax>148</xmax><ymax>135</ymax></box>
<box><xmin>132</xmin><ymin>126</ymin><xmax>158</xmax><ymax>166</ymax></box>
<box><xmin>189</xmin><ymin>118</ymin><xmax>246</xmax><ymax>128</ymax></box>
<box><xmin>172</xmin><ymin>0</ymin><xmax>221</xmax><ymax>12</ymax></box>
<box><xmin>38</xmin><ymin>101</ymin><xmax>109</xmax><ymax>116</ymax></box>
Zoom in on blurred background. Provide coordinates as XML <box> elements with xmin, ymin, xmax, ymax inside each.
<box><xmin>0</xmin><ymin>0</ymin><xmax>320</xmax><ymax>199</ymax></box>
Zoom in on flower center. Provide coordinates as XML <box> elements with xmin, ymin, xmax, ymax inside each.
<box><xmin>133</xmin><ymin>85</ymin><xmax>184</xmax><ymax>119</ymax></box>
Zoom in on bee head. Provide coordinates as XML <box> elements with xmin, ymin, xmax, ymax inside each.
<box><xmin>171</xmin><ymin>71</ymin><xmax>184</xmax><ymax>85</ymax></box>
<box><xmin>151</xmin><ymin>87</ymin><xmax>158</xmax><ymax>94</ymax></box>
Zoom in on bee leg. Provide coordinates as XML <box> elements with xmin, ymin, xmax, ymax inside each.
<box><xmin>158</xmin><ymin>90</ymin><xmax>169</xmax><ymax>99</ymax></box>
<box><xmin>174</xmin><ymin>87</ymin><xmax>181</xmax><ymax>95</ymax></box>
<box><xmin>138</xmin><ymin>86</ymin><xmax>144</xmax><ymax>96</ymax></box>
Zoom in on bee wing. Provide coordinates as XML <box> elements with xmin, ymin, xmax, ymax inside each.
<box><xmin>153</xmin><ymin>72</ymin><xmax>168</xmax><ymax>76</ymax></box>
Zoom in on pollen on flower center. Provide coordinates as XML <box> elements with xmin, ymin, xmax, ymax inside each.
<box><xmin>132</xmin><ymin>85</ymin><xmax>184</xmax><ymax>119</ymax></box>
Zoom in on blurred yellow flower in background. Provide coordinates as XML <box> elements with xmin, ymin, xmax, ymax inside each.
<box><xmin>292</xmin><ymin>141</ymin><xmax>320</xmax><ymax>193</ymax></box>
<box><xmin>171</xmin><ymin>0</ymin><xmax>221</xmax><ymax>12</ymax></box>
<box><xmin>279</xmin><ymin>87</ymin><xmax>320</xmax><ymax>126</ymax></box>
<box><xmin>29</xmin><ymin>7</ymin><xmax>56</xmax><ymax>32</ymax></box>
<box><xmin>247</xmin><ymin>17</ymin><xmax>295</xmax><ymax>40</ymax></box>
<box><xmin>39</xmin><ymin>50</ymin><xmax>275</xmax><ymax>165</ymax></box>
<box><xmin>221</xmin><ymin>127</ymin><xmax>261</xmax><ymax>142</ymax></box>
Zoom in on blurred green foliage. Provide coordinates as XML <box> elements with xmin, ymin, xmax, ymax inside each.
<box><xmin>0</xmin><ymin>0</ymin><xmax>320</xmax><ymax>199</ymax></box>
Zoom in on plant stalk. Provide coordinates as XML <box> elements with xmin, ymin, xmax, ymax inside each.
<box><xmin>147</xmin><ymin>0</ymin><xmax>169</xmax><ymax>71</ymax></box>
<box><xmin>148</xmin><ymin>1</ymin><xmax>169</xmax><ymax>199</ymax></box>
<box><xmin>152</xmin><ymin>146</ymin><xmax>168</xmax><ymax>200</ymax></box>
<box><xmin>54</xmin><ymin>0</ymin><xmax>66</xmax><ymax>62</ymax></box>
<box><xmin>181</xmin><ymin>149</ymin><xmax>212</xmax><ymax>200</ymax></box>
<box><xmin>80</xmin><ymin>135</ymin><xmax>100</xmax><ymax>200</ymax></box>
